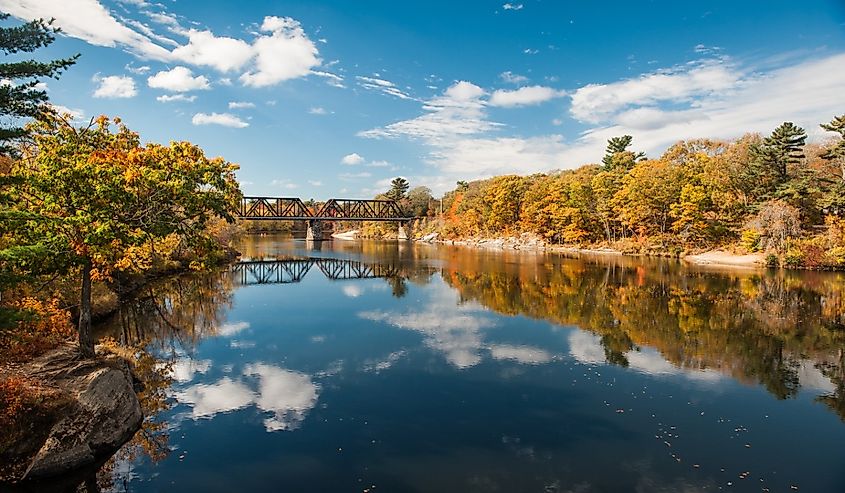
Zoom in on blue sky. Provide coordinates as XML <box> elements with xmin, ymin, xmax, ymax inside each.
<box><xmin>2</xmin><ymin>0</ymin><xmax>845</xmax><ymax>198</ymax></box>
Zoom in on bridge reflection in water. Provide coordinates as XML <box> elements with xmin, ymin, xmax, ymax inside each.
<box><xmin>231</xmin><ymin>257</ymin><xmax>405</xmax><ymax>285</ymax></box>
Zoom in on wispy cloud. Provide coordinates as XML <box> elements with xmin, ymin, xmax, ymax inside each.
<box><xmin>356</xmin><ymin>75</ymin><xmax>414</xmax><ymax>100</ymax></box>
<box><xmin>191</xmin><ymin>112</ymin><xmax>249</xmax><ymax>128</ymax></box>
<box><xmin>359</xmin><ymin>52</ymin><xmax>845</xmax><ymax>194</ymax></box>
<box><xmin>489</xmin><ymin>85</ymin><xmax>566</xmax><ymax>107</ymax></box>
<box><xmin>156</xmin><ymin>94</ymin><xmax>196</xmax><ymax>103</ymax></box>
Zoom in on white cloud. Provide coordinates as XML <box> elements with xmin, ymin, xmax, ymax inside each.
<box><xmin>0</xmin><ymin>0</ymin><xmax>172</xmax><ymax>60</ymax></box>
<box><xmin>367</xmin><ymin>160</ymin><xmax>391</xmax><ymax>168</ymax></box>
<box><xmin>341</xmin><ymin>152</ymin><xmax>365</xmax><ymax>165</ymax></box>
<box><xmin>360</xmin><ymin>52</ymin><xmax>845</xmax><ymax>194</ymax></box>
<box><xmin>2</xmin><ymin>3</ymin><xmax>322</xmax><ymax>88</ymax></box>
<box><xmin>191</xmin><ymin>112</ymin><xmax>249</xmax><ymax>128</ymax></box>
<box><xmin>569</xmin><ymin>58</ymin><xmax>742</xmax><ymax>123</ymax></box>
<box><xmin>148</xmin><ymin>66</ymin><xmax>210</xmax><ymax>92</ymax></box>
<box><xmin>308</xmin><ymin>106</ymin><xmax>328</xmax><ymax>115</ymax></box>
<box><xmin>172</xmin><ymin>29</ymin><xmax>253</xmax><ymax>72</ymax></box>
<box><xmin>92</xmin><ymin>74</ymin><xmax>137</xmax><ymax>98</ymax></box>
<box><xmin>489</xmin><ymin>85</ymin><xmax>565</xmax><ymax>107</ymax></box>
<box><xmin>125</xmin><ymin>63</ymin><xmax>150</xmax><ymax>74</ymax></box>
<box><xmin>50</xmin><ymin>104</ymin><xmax>86</xmax><ymax>121</ymax></box>
<box><xmin>502</xmin><ymin>3</ymin><xmax>523</xmax><ymax>10</ymax></box>
<box><xmin>499</xmin><ymin>71</ymin><xmax>528</xmax><ymax>84</ymax></box>
<box><xmin>312</xmin><ymin>70</ymin><xmax>345</xmax><ymax>88</ymax></box>
<box><xmin>240</xmin><ymin>16</ymin><xmax>321</xmax><ymax>87</ymax></box>
<box><xmin>156</xmin><ymin>94</ymin><xmax>196</xmax><ymax>103</ymax></box>
<box><xmin>360</xmin><ymin>81</ymin><xmax>498</xmax><ymax>142</ymax></box>
<box><xmin>228</xmin><ymin>101</ymin><xmax>256</xmax><ymax>109</ymax></box>
<box><xmin>356</xmin><ymin>75</ymin><xmax>414</xmax><ymax>100</ymax></box>
<box><xmin>308</xmin><ymin>180</ymin><xmax>323</xmax><ymax>186</ymax></box>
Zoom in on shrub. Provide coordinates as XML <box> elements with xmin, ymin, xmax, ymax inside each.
<box><xmin>740</xmin><ymin>229</ymin><xmax>761</xmax><ymax>252</ymax></box>
<box><xmin>783</xmin><ymin>248</ymin><xmax>804</xmax><ymax>268</ymax></box>
<box><xmin>765</xmin><ymin>253</ymin><xmax>779</xmax><ymax>267</ymax></box>
<box><xmin>0</xmin><ymin>298</ymin><xmax>74</xmax><ymax>363</ymax></box>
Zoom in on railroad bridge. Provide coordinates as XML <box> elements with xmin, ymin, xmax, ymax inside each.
<box><xmin>237</xmin><ymin>196</ymin><xmax>416</xmax><ymax>240</ymax></box>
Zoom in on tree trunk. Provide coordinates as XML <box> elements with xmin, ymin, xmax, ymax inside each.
<box><xmin>78</xmin><ymin>257</ymin><xmax>95</xmax><ymax>357</ymax></box>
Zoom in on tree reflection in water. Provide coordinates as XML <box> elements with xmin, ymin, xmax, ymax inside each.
<box><xmin>81</xmin><ymin>247</ymin><xmax>845</xmax><ymax>490</ymax></box>
<box><xmin>438</xmin><ymin>252</ymin><xmax>845</xmax><ymax>419</ymax></box>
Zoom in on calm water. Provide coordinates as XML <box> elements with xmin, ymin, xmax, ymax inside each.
<box><xmin>92</xmin><ymin>235</ymin><xmax>845</xmax><ymax>492</ymax></box>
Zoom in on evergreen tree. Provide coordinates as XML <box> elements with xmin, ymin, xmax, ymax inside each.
<box><xmin>754</xmin><ymin>122</ymin><xmax>807</xmax><ymax>182</ymax></box>
<box><xmin>387</xmin><ymin>177</ymin><xmax>409</xmax><ymax>200</ymax></box>
<box><xmin>820</xmin><ymin>114</ymin><xmax>845</xmax><ymax>181</ymax></box>
<box><xmin>601</xmin><ymin>135</ymin><xmax>645</xmax><ymax>170</ymax></box>
<box><xmin>0</xmin><ymin>14</ymin><xmax>78</xmax><ymax>156</ymax></box>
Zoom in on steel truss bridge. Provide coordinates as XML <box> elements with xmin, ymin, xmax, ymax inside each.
<box><xmin>231</xmin><ymin>258</ymin><xmax>404</xmax><ymax>285</ymax></box>
<box><xmin>237</xmin><ymin>197</ymin><xmax>414</xmax><ymax>222</ymax></box>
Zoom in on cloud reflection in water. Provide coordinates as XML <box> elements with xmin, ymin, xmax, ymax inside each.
<box><xmin>173</xmin><ymin>362</ymin><xmax>320</xmax><ymax>432</ymax></box>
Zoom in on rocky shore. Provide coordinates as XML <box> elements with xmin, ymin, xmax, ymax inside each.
<box><xmin>0</xmin><ymin>344</ymin><xmax>142</xmax><ymax>485</ymax></box>
<box><xmin>413</xmin><ymin>233</ymin><xmax>765</xmax><ymax>268</ymax></box>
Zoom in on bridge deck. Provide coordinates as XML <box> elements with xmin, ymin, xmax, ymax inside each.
<box><xmin>238</xmin><ymin>196</ymin><xmax>415</xmax><ymax>221</ymax></box>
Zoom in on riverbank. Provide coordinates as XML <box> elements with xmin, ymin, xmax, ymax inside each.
<box><xmin>411</xmin><ymin>233</ymin><xmax>769</xmax><ymax>269</ymax></box>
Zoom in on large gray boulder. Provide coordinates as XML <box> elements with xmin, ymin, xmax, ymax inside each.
<box><xmin>3</xmin><ymin>344</ymin><xmax>142</xmax><ymax>482</ymax></box>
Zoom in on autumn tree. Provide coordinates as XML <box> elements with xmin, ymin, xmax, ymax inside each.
<box><xmin>483</xmin><ymin>175</ymin><xmax>526</xmax><ymax>232</ymax></box>
<box><xmin>747</xmin><ymin>200</ymin><xmax>802</xmax><ymax>252</ymax></box>
<box><xmin>406</xmin><ymin>186</ymin><xmax>433</xmax><ymax>216</ymax></box>
<box><xmin>5</xmin><ymin>115</ymin><xmax>241</xmax><ymax>356</ymax></box>
<box><xmin>0</xmin><ymin>13</ymin><xmax>78</xmax><ymax>156</ymax></box>
<box><xmin>613</xmin><ymin>159</ymin><xmax>683</xmax><ymax>237</ymax></box>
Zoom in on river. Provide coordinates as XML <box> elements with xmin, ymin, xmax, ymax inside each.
<box><xmin>89</xmin><ymin>234</ymin><xmax>845</xmax><ymax>492</ymax></box>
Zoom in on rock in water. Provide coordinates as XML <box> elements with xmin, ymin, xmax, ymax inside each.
<box><xmin>4</xmin><ymin>344</ymin><xmax>143</xmax><ymax>481</ymax></box>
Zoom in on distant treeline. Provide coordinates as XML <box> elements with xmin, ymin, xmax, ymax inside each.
<box><xmin>430</xmin><ymin>118</ymin><xmax>845</xmax><ymax>269</ymax></box>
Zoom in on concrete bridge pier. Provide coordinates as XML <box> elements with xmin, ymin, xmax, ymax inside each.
<box><xmin>397</xmin><ymin>220</ymin><xmax>413</xmax><ymax>241</ymax></box>
<box><xmin>306</xmin><ymin>220</ymin><xmax>323</xmax><ymax>241</ymax></box>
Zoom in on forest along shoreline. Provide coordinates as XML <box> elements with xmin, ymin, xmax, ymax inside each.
<box><xmin>340</xmin><ymin>120</ymin><xmax>845</xmax><ymax>272</ymax></box>
<box><xmin>407</xmin><ymin>232</ymin><xmax>765</xmax><ymax>269</ymax></box>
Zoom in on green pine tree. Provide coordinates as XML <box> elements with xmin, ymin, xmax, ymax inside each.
<box><xmin>0</xmin><ymin>13</ymin><xmax>79</xmax><ymax>157</ymax></box>
<box><xmin>820</xmin><ymin>114</ymin><xmax>845</xmax><ymax>181</ymax></box>
<box><xmin>601</xmin><ymin>135</ymin><xmax>645</xmax><ymax>170</ymax></box>
<box><xmin>387</xmin><ymin>177</ymin><xmax>409</xmax><ymax>200</ymax></box>
<box><xmin>754</xmin><ymin>122</ymin><xmax>807</xmax><ymax>182</ymax></box>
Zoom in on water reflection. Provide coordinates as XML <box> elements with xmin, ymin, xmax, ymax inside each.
<box><xmin>438</xmin><ymin>253</ymin><xmax>845</xmax><ymax>416</ymax></box>
<box><xmin>77</xmin><ymin>239</ymin><xmax>845</xmax><ymax>492</ymax></box>
<box><xmin>174</xmin><ymin>363</ymin><xmax>319</xmax><ymax>432</ymax></box>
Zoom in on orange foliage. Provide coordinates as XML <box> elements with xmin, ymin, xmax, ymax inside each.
<box><xmin>0</xmin><ymin>376</ymin><xmax>42</xmax><ymax>428</ymax></box>
<box><xmin>0</xmin><ymin>298</ymin><xmax>75</xmax><ymax>362</ymax></box>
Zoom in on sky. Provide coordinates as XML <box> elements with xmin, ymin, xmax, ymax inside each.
<box><xmin>2</xmin><ymin>0</ymin><xmax>845</xmax><ymax>199</ymax></box>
